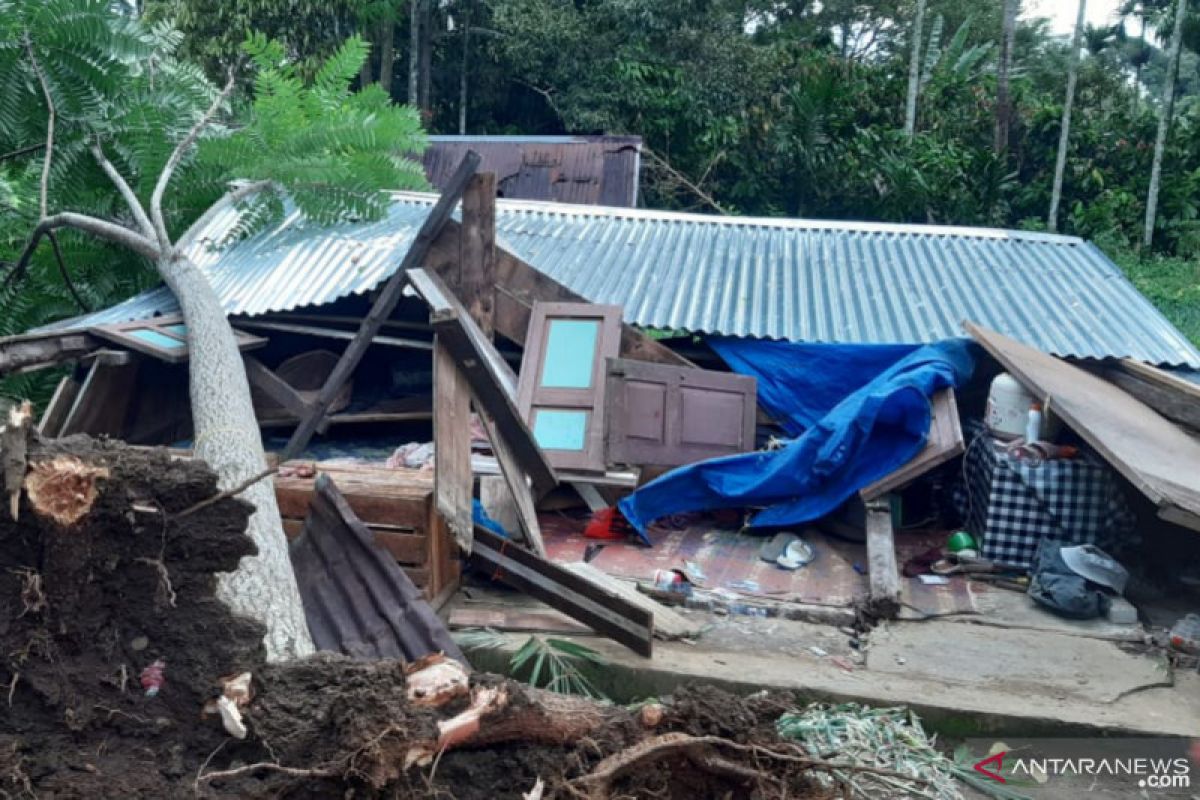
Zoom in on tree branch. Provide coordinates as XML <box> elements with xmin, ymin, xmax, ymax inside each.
<box><xmin>23</xmin><ymin>35</ymin><xmax>54</xmax><ymax>221</ymax></box>
<box><xmin>150</xmin><ymin>70</ymin><xmax>237</xmax><ymax>250</ymax></box>
<box><xmin>91</xmin><ymin>143</ymin><xmax>157</xmax><ymax>240</ymax></box>
<box><xmin>175</xmin><ymin>180</ymin><xmax>273</xmax><ymax>253</ymax></box>
<box><xmin>0</xmin><ymin>143</ymin><xmax>46</xmax><ymax>163</ymax></box>
<box><xmin>641</xmin><ymin>147</ymin><xmax>729</xmax><ymax>215</ymax></box>
<box><xmin>46</xmin><ymin>231</ymin><xmax>90</xmax><ymax>312</ymax></box>
<box><xmin>2</xmin><ymin>213</ymin><xmax>160</xmax><ymax>293</ymax></box>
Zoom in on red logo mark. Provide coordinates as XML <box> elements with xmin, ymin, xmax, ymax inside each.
<box><xmin>974</xmin><ymin>751</ymin><xmax>1007</xmax><ymax>783</ymax></box>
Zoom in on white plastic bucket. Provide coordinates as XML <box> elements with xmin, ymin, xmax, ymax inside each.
<box><xmin>985</xmin><ymin>372</ymin><xmax>1061</xmax><ymax>440</ymax></box>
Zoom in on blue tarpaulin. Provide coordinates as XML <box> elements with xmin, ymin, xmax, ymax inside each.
<box><xmin>618</xmin><ymin>339</ymin><xmax>978</xmax><ymax>541</ymax></box>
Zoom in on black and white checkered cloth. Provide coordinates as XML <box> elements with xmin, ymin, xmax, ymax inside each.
<box><xmin>956</xmin><ymin>423</ymin><xmax>1137</xmax><ymax>570</ymax></box>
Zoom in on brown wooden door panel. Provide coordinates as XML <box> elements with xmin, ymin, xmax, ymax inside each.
<box><xmin>517</xmin><ymin>302</ymin><xmax>622</xmax><ymax>472</ymax></box>
<box><xmin>606</xmin><ymin>358</ymin><xmax>757</xmax><ymax>467</ymax></box>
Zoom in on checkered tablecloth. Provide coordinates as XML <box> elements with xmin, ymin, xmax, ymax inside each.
<box><xmin>956</xmin><ymin>424</ymin><xmax>1137</xmax><ymax>570</ymax></box>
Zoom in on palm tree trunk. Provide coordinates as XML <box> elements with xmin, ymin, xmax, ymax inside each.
<box><xmin>904</xmin><ymin>0</ymin><xmax>927</xmax><ymax>139</ymax></box>
<box><xmin>459</xmin><ymin>0</ymin><xmax>471</xmax><ymax>134</ymax></box>
<box><xmin>156</xmin><ymin>251</ymin><xmax>315</xmax><ymax>662</ymax></box>
<box><xmin>1143</xmin><ymin>0</ymin><xmax>1188</xmax><ymax>249</ymax></box>
<box><xmin>995</xmin><ymin>0</ymin><xmax>1019</xmax><ymax>153</ymax></box>
<box><xmin>379</xmin><ymin>16</ymin><xmax>395</xmax><ymax>96</ymax></box>
<box><xmin>419</xmin><ymin>1</ymin><xmax>432</xmax><ymax>114</ymax></box>
<box><xmin>408</xmin><ymin>0</ymin><xmax>420</xmax><ymax>105</ymax></box>
<box><xmin>1048</xmin><ymin>0</ymin><xmax>1087</xmax><ymax>233</ymax></box>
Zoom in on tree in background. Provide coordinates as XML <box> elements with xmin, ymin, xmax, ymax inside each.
<box><xmin>1144</xmin><ymin>0</ymin><xmax>1189</xmax><ymax>248</ymax></box>
<box><xmin>1048</xmin><ymin>0</ymin><xmax>1088</xmax><ymax>232</ymax></box>
<box><xmin>0</xmin><ymin>1</ymin><xmax>428</xmax><ymax>660</ymax></box>
<box><xmin>904</xmin><ymin>0</ymin><xmax>928</xmax><ymax>138</ymax></box>
<box><xmin>995</xmin><ymin>0</ymin><xmax>1020</xmax><ymax>152</ymax></box>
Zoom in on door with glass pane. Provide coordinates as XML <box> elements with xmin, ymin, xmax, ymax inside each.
<box><xmin>516</xmin><ymin>302</ymin><xmax>622</xmax><ymax>472</ymax></box>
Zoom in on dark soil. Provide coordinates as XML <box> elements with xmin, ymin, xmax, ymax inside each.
<box><xmin>0</xmin><ymin>437</ymin><xmax>828</xmax><ymax>799</ymax></box>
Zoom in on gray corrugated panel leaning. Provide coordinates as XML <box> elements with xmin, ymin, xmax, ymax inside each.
<box><xmin>28</xmin><ymin>193</ymin><xmax>1200</xmax><ymax>367</ymax></box>
<box><xmin>289</xmin><ymin>473</ymin><xmax>467</xmax><ymax>664</ymax></box>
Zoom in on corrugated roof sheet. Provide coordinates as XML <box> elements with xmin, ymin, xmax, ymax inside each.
<box><xmin>290</xmin><ymin>473</ymin><xmax>467</xmax><ymax>663</ymax></box>
<box><xmin>423</xmin><ymin>135</ymin><xmax>641</xmax><ymax>207</ymax></box>
<box><xmin>34</xmin><ymin>193</ymin><xmax>1200</xmax><ymax>367</ymax></box>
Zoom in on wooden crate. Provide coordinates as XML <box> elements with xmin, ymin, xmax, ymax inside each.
<box><xmin>275</xmin><ymin>462</ymin><xmax>460</xmax><ymax>601</ymax></box>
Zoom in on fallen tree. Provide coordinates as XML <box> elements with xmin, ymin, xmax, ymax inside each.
<box><xmin>0</xmin><ymin>436</ymin><xmax>852</xmax><ymax>799</ymax></box>
<box><xmin>1</xmin><ymin>3</ymin><xmax>428</xmax><ymax>660</ymax></box>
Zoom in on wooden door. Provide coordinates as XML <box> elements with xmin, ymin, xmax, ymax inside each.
<box><xmin>516</xmin><ymin>302</ymin><xmax>622</xmax><ymax>472</ymax></box>
<box><xmin>605</xmin><ymin>358</ymin><xmax>757</xmax><ymax>467</ymax></box>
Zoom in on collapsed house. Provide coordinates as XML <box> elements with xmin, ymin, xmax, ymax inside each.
<box><xmin>2</xmin><ymin>154</ymin><xmax>1199</xmax><ymax>670</ymax></box>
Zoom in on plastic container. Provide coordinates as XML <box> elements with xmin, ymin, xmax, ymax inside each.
<box><xmin>1026</xmin><ymin>402</ymin><xmax>1043</xmax><ymax>444</ymax></box>
<box><xmin>986</xmin><ymin>373</ymin><xmax>1061</xmax><ymax>441</ymax></box>
<box><xmin>1169</xmin><ymin>613</ymin><xmax>1200</xmax><ymax>654</ymax></box>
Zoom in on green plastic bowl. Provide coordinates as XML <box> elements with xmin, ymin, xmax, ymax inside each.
<box><xmin>947</xmin><ymin>530</ymin><xmax>978</xmax><ymax>553</ymax></box>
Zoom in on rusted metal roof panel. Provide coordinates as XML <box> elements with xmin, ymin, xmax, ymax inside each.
<box><xmin>423</xmin><ymin>135</ymin><xmax>641</xmax><ymax>207</ymax></box>
<box><xmin>289</xmin><ymin>474</ymin><xmax>466</xmax><ymax>663</ymax></box>
<box><xmin>28</xmin><ymin>194</ymin><xmax>1200</xmax><ymax>367</ymax></box>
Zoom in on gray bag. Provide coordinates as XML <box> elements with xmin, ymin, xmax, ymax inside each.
<box><xmin>1028</xmin><ymin>544</ymin><xmax>1110</xmax><ymax>620</ymax></box>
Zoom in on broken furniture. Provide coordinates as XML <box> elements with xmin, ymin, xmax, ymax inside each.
<box><xmin>289</xmin><ymin>473</ymin><xmax>466</xmax><ymax>662</ymax></box>
<box><xmin>275</xmin><ymin>462</ymin><xmax>460</xmax><ymax>605</ymax></box>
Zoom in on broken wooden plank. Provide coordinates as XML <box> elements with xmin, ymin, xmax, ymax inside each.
<box><xmin>407</xmin><ymin>266</ymin><xmax>557</xmax><ymax>499</ymax></box>
<box><xmin>475</xmin><ymin>409</ymin><xmax>546</xmax><ymax>557</ymax></box>
<box><xmin>470</xmin><ymin>526</ymin><xmax>654</xmax><ymax>656</ymax></box>
<box><xmin>282</xmin><ymin>150</ymin><xmax>480</xmax><ymax>461</ymax></box>
<box><xmin>860</xmin><ymin>388</ymin><xmax>964</xmax><ymax>500</ymax></box>
<box><xmin>59</xmin><ymin>354</ymin><xmax>139</xmax><ymax>437</ymax></box>
<box><xmin>234</xmin><ymin>319</ymin><xmax>432</xmax><ymax>350</ymax></box>
<box><xmin>967</xmin><ymin>322</ymin><xmax>1200</xmax><ymax>533</ymax></box>
<box><xmin>244</xmin><ymin>356</ymin><xmax>310</xmax><ymax>419</ymax></box>
<box><xmin>865</xmin><ymin>498</ymin><xmax>901</xmax><ymax>618</ymax></box>
<box><xmin>433</xmin><ymin>338</ymin><xmax>473</xmax><ymax>552</ymax></box>
<box><xmin>38</xmin><ymin>374</ymin><xmax>81</xmax><ymax>437</ymax></box>
<box><xmin>0</xmin><ymin>333</ymin><xmax>97</xmax><ymax>376</ymax></box>
<box><xmin>571</xmin><ymin>482</ymin><xmax>609</xmax><ymax>512</ymax></box>
<box><xmin>472</xmin><ymin>455</ymin><xmax>641</xmax><ymax>488</ymax></box>
<box><xmin>459</xmin><ymin>172</ymin><xmax>497</xmax><ymax>335</ymax></box>
<box><xmin>562</xmin><ymin>562</ymin><xmax>703</xmax><ymax>640</ymax></box>
<box><xmin>448</xmin><ymin>606</ymin><xmax>594</xmax><ymax>636</ymax></box>
<box><xmin>480</xmin><ymin>474</ymin><xmax>521</xmax><ymax>537</ymax></box>
<box><xmin>1102</xmin><ymin>360</ymin><xmax>1200</xmax><ymax>432</ymax></box>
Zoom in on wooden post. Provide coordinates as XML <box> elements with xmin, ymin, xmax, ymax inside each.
<box><xmin>865</xmin><ymin>498</ymin><xmax>901</xmax><ymax>618</ymax></box>
<box><xmin>459</xmin><ymin>172</ymin><xmax>496</xmax><ymax>336</ymax></box>
<box><xmin>282</xmin><ymin>151</ymin><xmax>480</xmax><ymax>461</ymax></box>
<box><xmin>480</xmin><ymin>475</ymin><xmax>520</xmax><ymax>536</ymax></box>
<box><xmin>433</xmin><ymin>338</ymin><xmax>473</xmax><ymax>552</ymax></box>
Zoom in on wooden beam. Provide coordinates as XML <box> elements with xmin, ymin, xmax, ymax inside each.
<box><xmin>470</xmin><ymin>526</ymin><xmax>654</xmax><ymax>657</ymax></box>
<box><xmin>234</xmin><ymin>319</ymin><xmax>432</xmax><ymax>350</ymax></box>
<box><xmin>407</xmin><ymin>267</ymin><xmax>557</xmax><ymax>499</ymax></box>
<box><xmin>479</xmin><ymin>474</ymin><xmax>520</xmax><ymax>538</ymax></box>
<box><xmin>860</xmin><ymin>388</ymin><xmax>964</xmax><ymax>500</ymax></box>
<box><xmin>38</xmin><ymin>374</ymin><xmax>81</xmax><ymax>437</ymax></box>
<box><xmin>476</xmin><ymin>409</ymin><xmax>546</xmax><ymax>556</ymax></box>
<box><xmin>865</xmin><ymin>498</ymin><xmax>901</xmax><ymax>618</ymax></box>
<box><xmin>562</xmin><ymin>562</ymin><xmax>703</xmax><ymax>640</ymax></box>
<box><xmin>59</xmin><ymin>355</ymin><xmax>140</xmax><ymax>437</ymax></box>
<box><xmin>1102</xmin><ymin>363</ymin><xmax>1200</xmax><ymax>432</ymax></box>
<box><xmin>433</xmin><ymin>339</ymin><xmax>473</xmax><ymax>552</ymax></box>
<box><xmin>282</xmin><ymin>150</ymin><xmax>480</xmax><ymax>460</ymax></box>
<box><xmin>459</xmin><ymin>172</ymin><xmax>497</xmax><ymax>335</ymax></box>
<box><xmin>0</xmin><ymin>333</ymin><xmax>97</xmax><ymax>376</ymax></box>
<box><xmin>243</xmin><ymin>356</ymin><xmax>310</xmax><ymax>419</ymax></box>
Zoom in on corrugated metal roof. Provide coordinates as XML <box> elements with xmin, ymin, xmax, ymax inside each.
<box><xmin>423</xmin><ymin>135</ymin><xmax>641</xmax><ymax>207</ymax></box>
<box><xmin>290</xmin><ymin>473</ymin><xmax>467</xmax><ymax>663</ymax></box>
<box><xmin>34</xmin><ymin>193</ymin><xmax>1200</xmax><ymax>367</ymax></box>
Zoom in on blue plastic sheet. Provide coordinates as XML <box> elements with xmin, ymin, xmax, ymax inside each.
<box><xmin>618</xmin><ymin>339</ymin><xmax>977</xmax><ymax>541</ymax></box>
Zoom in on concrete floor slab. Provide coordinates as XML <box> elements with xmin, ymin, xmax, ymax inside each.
<box><xmin>866</xmin><ymin>620</ymin><xmax>1169</xmax><ymax>704</ymax></box>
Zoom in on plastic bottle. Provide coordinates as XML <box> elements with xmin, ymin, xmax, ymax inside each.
<box><xmin>1025</xmin><ymin>402</ymin><xmax>1042</xmax><ymax>444</ymax></box>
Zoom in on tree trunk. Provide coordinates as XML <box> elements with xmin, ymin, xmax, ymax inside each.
<box><xmin>1143</xmin><ymin>0</ymin><xmax>1187</xmax><ymax>249</ymax></box>
<box><xmin>409</xmin><ymin>0</ymin><xmax>420</xmax><ymax>106</ymax></box>
<box><xmin>419</xmin><ymin>1</ymin><xmax>433</xmax><ymax>114</ymax></box>
<box><xmin>156</xmin><ymin>251</ymin><xmax>314</xmax><ymax>662</ymax></box>
<box><xmin>1048</xmin><ymin>0</ymin><xmax>1086</xmax><ymax>233</ymax></box>
<box><xmin>904</xmin><ymin>0</ymin><xmax>926</xmax><ymax>139</ymax></box>
<box><xmin>379</xmin><ymin>17</ymin><xmax>395</xmax><ymax>97</ymax></box>
<box><xmin>994</xmin><ymin>0</ymin><xmax>1019</xmax><ymax>154</ymax></box>
<box><xmin>360</xmin><ymin>27</ymin><xmax>373</xmax><ymax>88</ymax></box>
<box><xmin>458</xmin><ymin>0</ymin><xmax>471</xmax><ymax>134</ymax></box>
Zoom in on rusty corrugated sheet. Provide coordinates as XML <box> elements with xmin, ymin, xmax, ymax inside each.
<box><xmin>423</xmin><ymin>135</ymin><xmax>641</xmax><ymax>207</ymax></box>
<box><xmin>289</xmin><ymin>474</ymin><xmax>466</xmax><ymax>664</ymax></box>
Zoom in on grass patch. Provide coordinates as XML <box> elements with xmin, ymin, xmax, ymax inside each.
<box><xmin>1109</xmin><ymin>248</ymin><xmax>1200</xmax><ymax>349</ymax></box>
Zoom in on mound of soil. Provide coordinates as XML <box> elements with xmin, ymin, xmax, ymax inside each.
<box><xmin>0</xmin><ymin>438</ymin><xmax>828</xmax><ymax>799</ymax></box>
